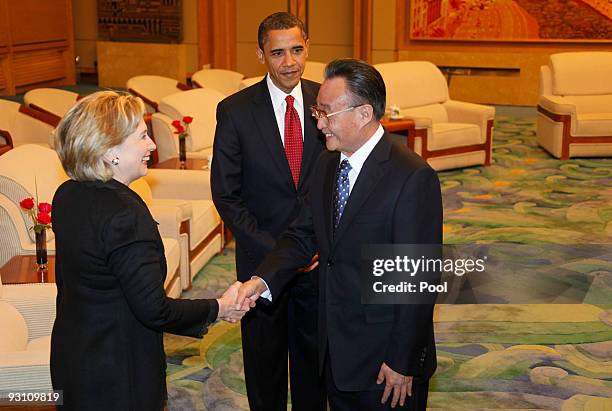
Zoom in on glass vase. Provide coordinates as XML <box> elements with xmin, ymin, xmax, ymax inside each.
<box><xmin>179</xmin><ymin>137</ymin><xmax>187</xmax><ymax>168</ymax></box>
<box><xmin>35</xmin><ymin>229</ymin><xmax>48</xmax><ymax>270</ymax></box>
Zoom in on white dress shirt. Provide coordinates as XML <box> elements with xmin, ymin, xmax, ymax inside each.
<box><xmin>340</xmin><ymin>124</ymin><xmax>385</xmax><ymax>194</ymax></box>
<box><xmin>266</xmin><ymin>74</ymin><xmax>305</xmax><ymax>144</ymax></box>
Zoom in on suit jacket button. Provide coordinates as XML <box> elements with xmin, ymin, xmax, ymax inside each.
<box><xmin>327</xmin><ymin>259</ymin><xmax>334</xmax><ymax>267</ymax></box>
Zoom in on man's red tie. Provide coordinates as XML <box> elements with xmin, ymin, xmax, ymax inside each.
<box><xmin>284</xmin><ymin>95</ymin><xmax>303</xmax><ymax>188</ymax></box>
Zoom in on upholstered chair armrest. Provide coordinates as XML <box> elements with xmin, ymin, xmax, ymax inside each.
<box><xmin>2</xmin><ymin>283</ymin><xmax>56</xmax><ymax>339</ymax></box>
<box><xmin>397</xmin><ymin>112</ymin><xmax>432</xmax><ymax>128</ymax></box>
<box><xmin>444</xmin><ymin>100</ymin><xmax>495</xmax><ymax>127</ymax></box>
<box><xmin>144</xmin><ymin>169</ymin><xmax>213</xmax><ymax>201</ymax></box>
<box><xmin>151</xmin><ymin>113</ymin><xmax>179</xmax><ymax>164</ymax></box>
<box><xmin>0</xmin><ymin>129</ymin><xmax>14</xmax><ymax>148</ymax></box>
<box><xmin>148</xmin><ymin>203</ymin><xmax>188</xmax><ymax>240</ymax></box>
<box><xmin>538</xmin><ymin>95</ymin><xmax>577</xmax><ymax>116</ymax></box>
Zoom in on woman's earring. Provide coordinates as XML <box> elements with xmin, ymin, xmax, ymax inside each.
<box><xmin>111</xmin><ymin>157</ymin><xmax>119</xmax><ymax>166</ymax></box>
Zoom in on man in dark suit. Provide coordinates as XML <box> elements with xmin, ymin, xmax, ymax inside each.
<box><xmin>237</xmin><ymin>59</ymin><xmax>443</xmax><ymax>410</ymax></box>
<box><xmin>211</xmin><ymin>12</ymin><xmax>326</xmax><ymax>411</ymax></box>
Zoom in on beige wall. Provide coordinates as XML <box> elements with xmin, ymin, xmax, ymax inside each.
<box><xmin>72</xmin><ymin>0</ymin><xmax>199</xmax><ymax>76</ymax></box>
<box><xmin>235</xmin><ymin>0</ymin><xmax>285</xmax><ymax>77</ymax></box>
<box><xmin>308</xmin><ymin>0</ymin><xmax>354</xmax><ymax>63</ymax></box>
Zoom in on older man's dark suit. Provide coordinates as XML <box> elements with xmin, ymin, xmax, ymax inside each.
<box><xmin>256</xmin><ymin>133</ymin><xmax>442</xmax><ymax>410</ymax></box>
<box><xmin>211</xmin><ymin>78</ymin><xmax>326</xmax><ymax>410</ymax></box>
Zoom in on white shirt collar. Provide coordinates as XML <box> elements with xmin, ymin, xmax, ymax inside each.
<box><xmin>340</xmin><ymin>124</ymin><xmax>385</xmax><ymax>178</ymax></box>
<box><xmin>266</xmin><ymin>74</ymin><xmax>304</xmax><ymax>112</ymax></box>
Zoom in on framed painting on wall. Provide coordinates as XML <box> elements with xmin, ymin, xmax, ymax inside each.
<box><xmin>409</xmin><ymin>0</ymin><xmax>612</xmax><ymax>42</ymax></box>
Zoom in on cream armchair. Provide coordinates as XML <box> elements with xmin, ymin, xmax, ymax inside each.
<box><xmin>375</xmin><ymin>61</ymin><xmax>495</xmax><ymax>171</ymax></box>
<box><xmin>126</xmin><ymin>75</ymin><xmax>191</xmax><ymax>113</ymax></box>
<box><xmin>24</xmin><ymin>88</ymin><xmax>80</xmax><ymax>126</ymax></box>
<box><xmin>135</xmin><ymin>171</ymin><xmax>223</xmax><ymax>285</ymax></box>
<box><xmin>152</xmin><ymin>88</ymin><xmax>225</xmax><ymax>164</ymax></box>
<box><xmin>302</xmin><ymin>61</ymin><xmax>326</xmax><ymax>83</ymax></box>
<box><xmin>537</xmin><ymin>52</ymin><xmax>612</xmax><ymax>159</ymax></box>
<box><xmin>239</xmin><ymin>76</ymin><xmax>264</xmax><ymax>90</ymax></box>
<box><xmin>0</xmin><ymin>145</ymin><xmax>186</xmax><ymax>296</ymax></box>
<box><xmin>0</xmin><ymin>279</ymin><xmax>56</xmax><ymax>391</ymax></box>
<box><xmin>0</xmin><ymin>99</ymin><xmax>55</xmax><ymax>149</ymax></box>
<box><xmin>191</xmin><ymin>68</ymin><xmax>244</xmax><ymax>96</ymax></box>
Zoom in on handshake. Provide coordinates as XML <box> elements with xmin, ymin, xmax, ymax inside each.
<box><xmin>215</xmin><ymin>278</ymin><xmax>268</xmax><ymax>323</ymax></box>
<box><xmin>216</xmin><ymin>256</ymin><xmax>319</xmax><ymax>323</ymax></box>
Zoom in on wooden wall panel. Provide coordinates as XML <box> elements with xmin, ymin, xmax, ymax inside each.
<box><xmin>354</xmin><ymin>0</ymin><xmax>373</xmax><ymax>62</ymax></box>
<box><xmin>8</xmin><ymin>0</ymin><xmax>69</xmax><ymax>45</ymax></box>
<box><xmin>0</xmin><ymin>56</ymin><xmax>7</xmax><ymax>92</ymax></box>
<box><xmin>12</xmin><ymin>49</ymin><xmax>66</xmax><ymax>87</ymax></box>
<box><xmin>0</xmin><ymin>0</ymin><xmax>8</xmax><ymax>50</ymax></box>
<box><xmin>0</xmin><ymin>0</ymin><xmax>74</xmax><ymax>96</ymax></box>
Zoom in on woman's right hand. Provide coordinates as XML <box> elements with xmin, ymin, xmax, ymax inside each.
<box><xmin>216</xmin><ymin>281</ymin><xmax>252</xmax><ymax>323</ymax></box>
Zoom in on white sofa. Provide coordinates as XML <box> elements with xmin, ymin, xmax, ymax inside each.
<box><xmin>537</xmin><ymin>52</ymin><xmax>612</xmax><ymax>159</ymax></box>
<box><xmin>375</xmin><ymin>61</ymin><xmax>495</xmax><ymax>171</ymax></box>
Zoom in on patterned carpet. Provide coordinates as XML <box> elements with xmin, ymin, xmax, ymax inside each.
<box><xmin>164</xmin><ymin>115</ymin><xmax>612</xmax><ymax>410</ymax></box>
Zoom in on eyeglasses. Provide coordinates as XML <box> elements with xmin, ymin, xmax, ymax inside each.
<box><xmin>310</xmin><ymin>105</ymin><xmax>360</xmax><ymax>121</ymax></box>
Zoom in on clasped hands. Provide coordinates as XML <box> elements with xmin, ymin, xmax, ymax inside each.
<box><xmin>215</xmin><ymin>281</ymin><xmax>256</xmax><ymax>323</ymax></box>
<box><xmin>218</xmin><ymin>255</ymin><xmax>320</xmax><ymax>321</ymax></box>
<box><xmin>231</xmin><ymin>254</ymin><xmax>321</xmax><ymax>313</ymax></box>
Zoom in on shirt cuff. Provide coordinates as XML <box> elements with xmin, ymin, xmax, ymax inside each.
<box><xmin>252</xmin><ymin>275</ymin><xmax>272</xmax><ymax>301</ymax></box>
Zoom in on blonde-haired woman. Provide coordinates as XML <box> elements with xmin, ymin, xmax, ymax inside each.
<box><xmin>51</xmin><ymin>91</ymin><xmax>248</xmax><ymax>410</ymax></box>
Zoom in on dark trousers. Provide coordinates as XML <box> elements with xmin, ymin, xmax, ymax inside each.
<box><xmin>324</xmin><ymin>350</ymin><xmax>429</xmax><ymax>411</ymax></box>
<box><xmin>241</xmin><ymin>273</ymin><xmax>326</xmax><ymax>411</ymax></box>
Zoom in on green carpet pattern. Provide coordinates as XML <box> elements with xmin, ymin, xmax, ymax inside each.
<box><xmin>164</xmin><ymin>115</ymin><xmax>612</xmax><ymax>410</ymax></box>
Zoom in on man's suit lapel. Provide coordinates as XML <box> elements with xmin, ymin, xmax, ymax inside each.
<box><xmin>298</xmin><ymin>81</ymin><xmax>321</xmax><ymax>191</ymax></box>
<box><xmin>251</xmin><ymin>78</ymin><xmax>294</xmax><ymax>187</ymax></box>
<box><xmin>322</xmin><ymin>152</ymin><xmax>340</xmax><ymax>249</ymax></box>
<box><xmin>331</xmin><ymin>134</ymin><xmax>392</xmax><ymax>251</ymax></box>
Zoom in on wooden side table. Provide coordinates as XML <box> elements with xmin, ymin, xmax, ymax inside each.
<box><xmin>0</xmin><ymin>255</ymin><xmax>56</xmax><ymax>284</ymax></box>
<box><xmin>380</xmin><ymin>116</ymin><xmax>415</xmax><ymax>136</ymax></box>
<box><xmin>150</xmin><ymin>157</ymin><xmax>209</xmax><ymax>170</ymax></box>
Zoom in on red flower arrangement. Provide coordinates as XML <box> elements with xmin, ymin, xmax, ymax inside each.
<box><xmin>171</xmin><ymin>116</ymin><xmax>193</xmax><ymax>140</ymax></box>
<box><xmin>20</xmin><ymin>197</ymin><xmax>52</xmax><ymax>233</ymax></box>
<box><xmin>171</xmin><ymin>116</ymin><xmax>193</xmax><ymax>164</ymax></box>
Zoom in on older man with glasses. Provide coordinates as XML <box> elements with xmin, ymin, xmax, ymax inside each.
<box><xmin>238</xmin><ymin>58</ymin><xmax>442</xmax><ymax>411</ymax></box>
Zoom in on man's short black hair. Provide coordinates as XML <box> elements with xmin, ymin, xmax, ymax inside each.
<box><xmin>324</xmin><ymin>59</ymin><xmax>386</xmax><ymax>120</ymax></box>
<box><xmin>258</xmin><ymin>12</ymin><xmax>308</xmax><ymax>50</ymax></box>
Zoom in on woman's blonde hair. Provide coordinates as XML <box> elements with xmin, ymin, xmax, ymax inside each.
<box><xmin>54</xmin><ymin>90</ymin><xmax>145</xmax><ymax>182</ymax></box>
